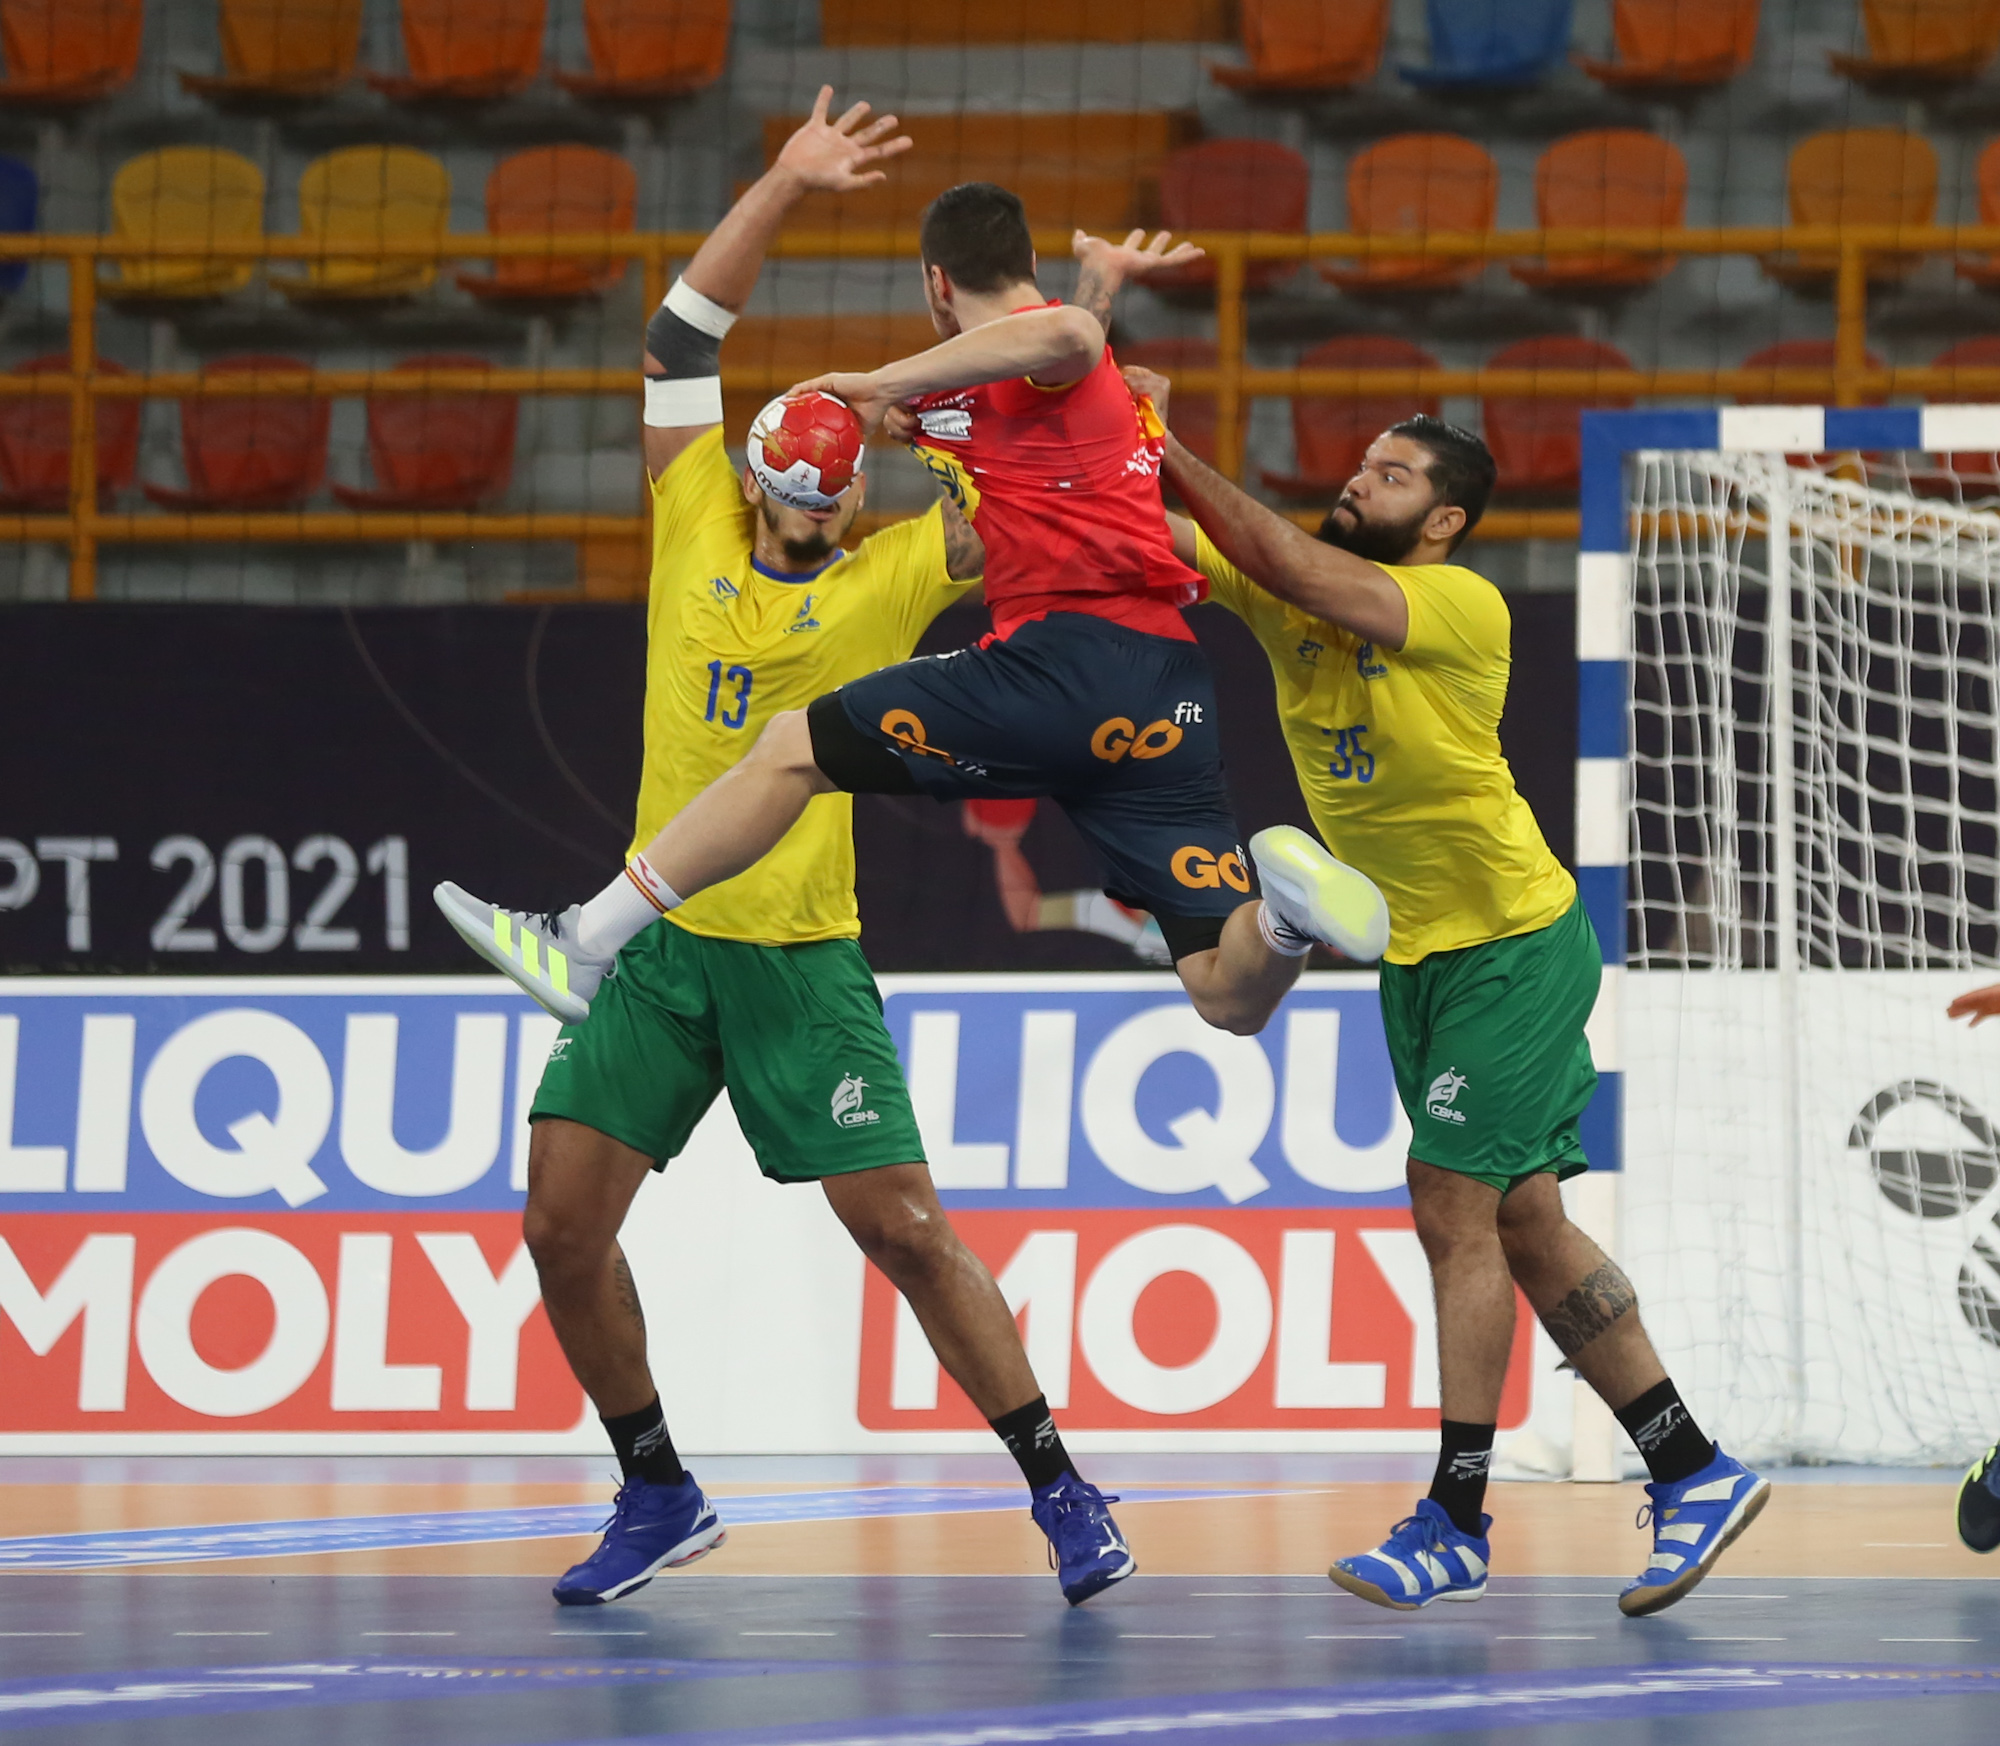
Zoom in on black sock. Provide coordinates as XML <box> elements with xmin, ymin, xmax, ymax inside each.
<box><xmin>1427</xmin><ymin>1420</ymin><xmax>1496</xmax><ymax>1536</ymax></box>
<box><xmin>602</xmin><ymin>1395</ymin><xmax>685</xmax><ymax>1487</ymax></box>
<box><xmin>988</xmin><ymin>1395</ymin><xmax>1078</xmax><ymax>1492</ymax></box>
<box><xmin>1615</xmin><ymin>1379</ymin><xmax>1714</xmax><ymax>1486</ymax></box>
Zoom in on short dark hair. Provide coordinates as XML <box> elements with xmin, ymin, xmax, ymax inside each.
<box><xmin>919</xmin><ymin>183</ymin><xmax>1036</xmax><ymax>294</ymax></box>
<box><xmin>1384</xmin><ymin>415</ymin><xmax>1495</xmax><ymax>553</ymax></box>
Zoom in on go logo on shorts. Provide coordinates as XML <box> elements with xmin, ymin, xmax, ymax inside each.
<box><xmin>1171</xmin><ymin>845</ymin><xmax>1251</xmax><ymax>892</ymax></box>
<box><xmin>1091</xmin><ymin>716</ymin><xmax>1184</xmax><ymax>763</ymax></box>
<box><xmin>881</xmin><ymin>709</ymin><xmax>956</xmax><ymax>763</ymax></box>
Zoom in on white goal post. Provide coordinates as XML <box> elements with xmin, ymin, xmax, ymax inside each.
<box><xmin>1576</xmin><ymin>404</ymin><xmax>2000</xmax><ymax>1468</ymax></box>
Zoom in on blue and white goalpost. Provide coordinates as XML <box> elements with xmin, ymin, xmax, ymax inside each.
<box><xmin>1573</xmin><ymin>405</ymin><xmax>2000</xmax><ymax>1470</ymax></box>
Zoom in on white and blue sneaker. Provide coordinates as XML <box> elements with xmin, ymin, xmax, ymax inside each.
<box><xmin>434</xmin><ymin>883</ymin><xmax>613</xmax><ymax>1026</ymax></box>
<box><xmin>1249</xmin><ymin>826</ymin><xmax>1391</xmax><ymax>963</ymax></box>
<box><xmin>1619</xmin><ymin>1445</ymin><xmax>1770</xmax><ymax>1616</ymax></box>
<box><xmin>1328</xmin><ymin>1499</ymin><xmax>1490</xmax><ymax>1610</ymax></box>
<box><xmin>552</xmin><ymin>1473</ymin><xmax>726</xmax><ymax>1606</ymax></box>
<box><xmin>1031</xmin><ymin>1474</ymin><xmax>1136</xmax><ymax>1606</ymax></box>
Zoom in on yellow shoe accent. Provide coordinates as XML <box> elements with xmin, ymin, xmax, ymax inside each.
<box><xmin>522</xmin><ymin>933</ymin><xmax>540</xmax><ymax>980</ymax></box>
<box><xmin>493</xmin><ymin>912</ymin><xmax>513</xmax><ymax>955</ymax></box>
<box><xmin>548</xmin><ymin>947</ymin><xmax>570</xmax><ymax>997</ymax></box>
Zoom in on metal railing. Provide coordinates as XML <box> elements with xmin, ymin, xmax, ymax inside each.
<box><xmin>2</xmin><ymin>222</ymin><xmax>1992</xmax><ymax>599</ymax></box>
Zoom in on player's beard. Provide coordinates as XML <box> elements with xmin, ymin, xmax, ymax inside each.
<box><xmin>1317</xmin><ymin>496</ymin><xmax>1430</xmax><ymax>565</ymax></box>
<box><xmin>759</xmin><ymin>498</ymin><xmax>838</xmax><ymax>567</ymax></box>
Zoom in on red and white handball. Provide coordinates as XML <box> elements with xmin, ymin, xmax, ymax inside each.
<box><xmin>747</xmin><ymin>390</ymin><xmax>865</xmax><ymax>511</ymax></box>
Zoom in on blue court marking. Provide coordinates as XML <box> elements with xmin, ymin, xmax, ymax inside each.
<box><xmin>0</xmin><ymin>1485</ymin><xmax>1270</xmax><ymax>1571</ymax></box>
<box><xmin>0</xmin><ymin>1657</ymin><xmax>852</xmax><ymax>1731</ymax></box>
<box><xmin>578</xmin><ymin>1662</ymin><xmax>2000</xmax><ymax>1746</ymax></box>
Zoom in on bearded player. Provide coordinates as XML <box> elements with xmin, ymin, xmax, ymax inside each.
<box><xmin>454</xmin><ymin>94</ymin><xmax>1137</xmax><ymax>1609</ymax></box>
<box><xmin>1125</xmin><ymin>367</ymin><xmax>1767</xmax><ymax>1617</ymax></box>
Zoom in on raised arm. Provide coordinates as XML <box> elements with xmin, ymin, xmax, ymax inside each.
<box><xmin>1069</xmin><ymin>228</ymin><xmax>1204</xmax><ymax>330</ymax></box>
<box><xmin>643</xmin><ymin>87</ymin><xmax>910</xmax><ymax>481</ymax></box>
<box><xmin>1162</xmin><ymin>434</ymin><xmax>1410</xmax><ymax>649</ymax></box>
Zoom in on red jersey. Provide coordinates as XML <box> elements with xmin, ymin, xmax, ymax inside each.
<box><xmin>907</xmin><ymin>334</ymin><xmax>1205</xmax><ymax>642</ymax></box>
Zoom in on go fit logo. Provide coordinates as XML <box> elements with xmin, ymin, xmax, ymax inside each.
<box><xmin>1172</xmin><ymin>846</ymin><xmax>1251</xmax><ymax>892</ymax></box>
<box><xmin>1090</xmin><ymin>716</ymin><xmax>1183</xmax><ymax>763</ymax></box>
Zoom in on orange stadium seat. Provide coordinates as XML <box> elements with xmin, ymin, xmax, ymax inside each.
<box><xmin>0</xmin><ymin>355</ymin><xmax>139</xmax><ymax>510</ymax></box>
<box><xmin>0</xmin><ymin>0</ymin><xmax>141</xmax><ymax>103</ymax></box>
<box><xmin>370</xmin><ymin>0</ymin><xmax>543</xmax><ymax>101</ymax></box>
<box><xmin>180</xmin><ymin>0</ymin><xmax>362</xmax><ymax>101</ymax></box>
<box><xmin>1324</xmin><ymin>133</ymin><xmax>1498</xmax><ymax>294</ymax></box>
<box><xmin>1262</xmin><ymin>336</ymin><xmax>1441</xmax><ymax>498</ymax></box>
<box><xmin>458</xmin><ymin>146</ymin><xmax>635</xmax><ymax>302</ymax></box>
<box><xmin>761</xmin><ymin>112</ymin><xmax>1189</xmax><ymax>233</ymax></box>
<box><xmin>145</xmin><ymin>355</ymin><xmax>329</xmax><ymax>511</ymax></box>
<box><xmin>1116</xmin><ymin>339</ymin><xmax>1218</xmax><ymax>469</ymax></box>
<box><xmin>333</xmin><ymin>355</ymin><xmax>516</xmax><ymax>510</ymax></box>
<box><xmin>721</xmin><ymin>312</ymin><xmax>943</xmax><ymax>441</ymax></box>
<box><xmin>1511</xmin><ymin>129</ymin><xmax>1688</xmax><ymax>291</ymax></box>
<box><xmin>1482</xmin><ymin>335</ymin><xmax>1634</xmax><ymax>494</ymax></box>
<box><xmin>270</xmin><ymin>146</ymin><xmax>450</xmax><ymax>303</ymax></box>
<box><xmin>1149</xmin><ymin>140</ymin><xmax>1308</xmax><ymax>294</ymax></box>
<box><xmin>1761</xmin><ymin>128</ymin><xmax>1937</xmax><ymax>289</ymax></box>
<box><xmin>821</xmin><ymin>0</ymin><xmax>1229</xmax><ymax>44</ymax></box>
<box><xmin>1211</xmin><ymin>0</ymin><xmax>1389</xmax><ymax>91</ymax></box>
<box><xmin>102</xmin><ymin>148</ymin><xmax>265</xmax><ymax>301</ymax></box>
<box><xmin>1831</xmin><ymin>0</ymin><xmax>2000</xmax><ymax>89</ymax></box>
<box><xmin>1579</xmin><ymin>0</ymin><xmax>1759</xmax><ymax>89</ymax></box>
<box><xmin>1957</xmin><ymin>137</ymin><xmax>2000</xmax><ymax>287</ymax></box>
<box><xmin>556</xmin><ymin>0</ymin><xmax>728</xmax><ymax>98</ymax></box>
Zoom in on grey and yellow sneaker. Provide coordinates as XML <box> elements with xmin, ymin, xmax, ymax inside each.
<box><xmin>1958</xmin><ymin>1441</ymin><xmax>2000</xmax><ymax>1553</ymax></box>
<box><xmin>433</xmin><ymin>882</ymin><xmax>611</xmax><ymax>1024</ymax></box>
<box><xmin>1249</xmin><ymin>825</ymin><xmax>1391</xmax><ymax>963</ymax></box>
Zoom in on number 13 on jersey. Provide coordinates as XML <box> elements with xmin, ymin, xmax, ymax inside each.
<box><xmin>705</xmin><ymin>660</ymin><xmax>753</xmax><ymax>729</ymax></box>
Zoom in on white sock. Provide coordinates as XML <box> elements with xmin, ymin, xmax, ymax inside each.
<box><xmin>576</xmin><ymin>858</ymin><xmax>680</xmax><ymax>958</ymax></box>
<box><xmin>1257</xmin><ymin>899</ymin><xmax>1314</xmax><ymax>958</ymax></box>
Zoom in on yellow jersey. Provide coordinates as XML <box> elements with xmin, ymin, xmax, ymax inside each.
<box><xmin>1195</xmin><ymin>531</ymin><xmax>1574</xmax><ymax>964</ymax></box>
<box><xmin>634</xmin><ymin>428</ymin><xmax>977</xmax><ymax>945</ymax></box>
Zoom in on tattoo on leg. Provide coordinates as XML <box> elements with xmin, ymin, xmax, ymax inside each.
<box><xmin>1539</xmin><ymin>1262</ymin><xmax>1636</xmax><ymax>1359</ymax></box>
<box><xmin>612</xmin><ymin>1253</ymin><xmax>646</xmax><ymax>1332</ymax></box>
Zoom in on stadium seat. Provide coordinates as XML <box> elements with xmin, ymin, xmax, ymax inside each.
<box><xmin>555</xmin><ymin>0</ymin><xmax>729</xmax><ymax>98</ymax></box>
<box><xmin>1482</xmin><ymin>335</ymin><xmax>1634</xmax><ymax>495</ymax></box>
<box><xmin>1262</xmin><ymin>336</ymin><xmax>1441</xmax><ymax>499</ymax></box>
<box><xmin>1830</xmin><ymin>0</ymin><xmax>2000</xmax><ymax>90</ymax></box>
<box><xmin>0</xmin><ymin>0</ymin><xmax>142</xmax><ymax>103</ymax></box>
<box><xmin>179</xmin><ymin>0</ymin><xmax>362</xmax><ymax>101</ymax></box>
<box><xmin>1959</xmin><ymin>138</ymin><xmax>2000</xmax><ymax>287</ymax></box>
<box><xmin>0</xmin><ymin>354</ymin><xmax>139</xmax><ymax>510</ymax></box>
<box><xmin>1401</xmin><ymin>0</ymin><xmax>1572</xmax><ymax>90</ymax></box>
<box><xmin>1738</xmin><ymin>337</ymin><xmax>1884</xmax><ymax>403</ymax></box>
<box><xmin>102</xmin><ymin>148</ymin><xmax>265</xmax><ymax>301</ymax></box>
<box><xmin>1760</xmin><ymin>128</ymin><xmax>1937</xmax><ymax>289</ymax></box>
<box><xmin>1116</xmin><ymin>339</ymin><xmax>1218</xmax><ymax>469</ymax></box>
<box><xmin>1512</xmin><ymin>130</ymin><xmax>1687</xmax><ymax>291</ymax></box>
<box><xmin>0</xmin><ymin>155</ymin><xmax>35</xmax><ymax>297</ymax></box>
<box><xmin>1149</xmin><ymin>141</ymin><xmax>1308</xmax><ymax>295</ymax></box>
<box><xmin>761</xmin><ymin>112</ymin><xmax>1187</xmax><ymax>233</ymax></box>
<box><xmin>333</xmin><ymin>355</ymin><xmax>516</xmax><ymax>510</ymax></box>
<box><xmin>146</xmin><ymin>355</ymin><xmax>328</xmax><ymax>511</ymax></box>
<box><xmin>722</xmin><ymin>313</ymin><xmax>942</xmax><ymax>441</ymax></box>
<box><xmin>1578</xmin><ymin>0</ymin><xmax>1759</xmax><ymax>89</ymax></box>
<box><xmin>369</xmin><ymin>0</ymin><xmax>543</xmax><ymax>101</ymax></box>
<box><xmin>1323</xmin><ymin>134</ymin><xmax>1498</xmax><ymax>295</ymax></box>
<box><xmin>1211</xmin><ymin>0</ymin><xmax>1389</xmax><ymax>91</ymax></box>
<box><xmin>270</xmin><ymin>147</ymin><xmax>450</xmax><ymax>303</ymax></box>
<box><xmin>457</xmin><ymin>146</ymin><xmax>635</xmax><ymax>303</ymax></box>
<box><xmin>1925</xmin><ymin>336</ymin><xmax>2000</xmax><ymax>488</ymax></box>
<box><xmin>821</xmin><ymin>0</ymin><xmax>1228</xmax><ymax>44</ymax></box>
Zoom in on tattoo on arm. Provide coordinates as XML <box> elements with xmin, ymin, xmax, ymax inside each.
<box><xmin>1069</xmin><ymin>261</ymin><xmax>1117</xmax><ymax>332</ymax></box>
<box><xmin>611</xmin><ymin>1252</ymin><xmax>646</xmax><ymax>1333</ymax></box>
<box><xmin>1538</xmin><ymin>1262</ymin><xmax>1636</xmax><ymax>1358</ymax></box>
<box><xmin>940</xmin><ymin>495</ymin><xmax>985</xmax><ymax>581</ymax></box>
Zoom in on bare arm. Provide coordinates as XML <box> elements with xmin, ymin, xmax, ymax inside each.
<box><xmin>1069</xmin><ymin>228</ymin><xmax>1204</xmax><ymax>331</ymax></box>
<box><xmin>1162</xmin><ymin>435</ymin><xmax>1411</xmax><ymax>649</ymax></box>
<box><xmin>643</xmin><ymin>88</ymin><xmax>910</xmax><ymax>481</ymax></box>
<box><xmin>939</xmin><ymin>492</ymin><xmax>985</xmax><ymax>586</ymax></box>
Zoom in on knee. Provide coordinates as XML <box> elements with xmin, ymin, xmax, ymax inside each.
<box><xmin>747</xmin><ymin>708</ymin><xmax>820</xmax><ymax>775</ymax></box>
<box><xmin>1496</xmin><ymin>1194</ymin><xmax>1566</xmax><ymax>1268</ymax></box>
<box><xmin>521</xmin><ymin>1196</ymin><xmax>605</xmax><ymax>1294</ymax></box>
<box><xmin>848</xmin><ymin>1197</ymin><xmax>957</xmax><ymax>1284</ymax></box>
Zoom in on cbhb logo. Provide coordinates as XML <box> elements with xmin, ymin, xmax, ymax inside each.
<box><xmin>832</xmin><ymin>1074</ymin><xmax>880</xmax><ymax>1129</ymax></box>
<box><xmin>1426</xmin><ymin>1068</ymin><xmax>1469</xmax><ymax>1124</ymax></box>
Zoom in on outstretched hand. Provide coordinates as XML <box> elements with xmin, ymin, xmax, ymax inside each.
<box><xmin>1074</xmin><ymin>228</ymin><xmax>1205</xmax><ymax>280</ymax></box>
<box><xmin>1949</xmin><ymin>982</ymin><xmax>2000</xmax><ymax>1026</ymax></box>
<box><xmin>775</xmin><ymin>86</ymin><xmax>912</xmax><ymax>195</ymax></box>
<box><xmin>787</xmin><ymin>372</ymin><xmax>895</xmax><ymax>437</ymax></box>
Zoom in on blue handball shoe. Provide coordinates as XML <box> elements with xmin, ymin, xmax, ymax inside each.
<box><xmin>1031</xmin><ymin>1474</ymin><xmax>1136</xmax><ymax>1605</ymax></box>
<box><xmin>1958</xmin><ymin>1441</ymin><xmax>2000</xmax><ymax>1553</ymax></box>
<box><xmin>1619</xmin><ymin>1445</ymin><xmax>1769</xmax><ymax>1616</ymax></box>
<box><xmin>1329</xmin><ymin>1498</ymin><xmax>1490</xmax><ymax>1610</ymax></box>
<box><xmin>552</xmin><ymin>1472</ymin><xmax>726</xmax><ymax>1606</ymax></box>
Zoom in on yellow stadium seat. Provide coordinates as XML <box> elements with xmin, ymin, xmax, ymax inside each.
<box><xmin>179</xmin><ymin>0</ymin><xmax>362</xmax><ymax>100</ymax></box>
<box><xmin>103</xmin><ymin>147</ymin><xmax>264</xmax><ymax>300</ymax></box>
<box><xmin>270</xmin><ymin>146</ymin><xmax>450</xmax><ymax>303</ymax></box>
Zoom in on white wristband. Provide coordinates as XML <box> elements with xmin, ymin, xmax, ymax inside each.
<box><xmin>665</xmin><ymin>276</ymin><xmax>737</xmax><ymax>339</ymax></box>
<box><xmin>644</xmin><ymin>376</ymin><xmax>724</xmax><ymax>428</ymax></box>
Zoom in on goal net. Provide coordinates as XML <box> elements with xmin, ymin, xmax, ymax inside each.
<box><xmin>1621</xmin><ymin>433</ymin><xmax>2000</xmax><ymax>1466</ymax></box>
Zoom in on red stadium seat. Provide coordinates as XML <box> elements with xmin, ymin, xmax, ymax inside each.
<box><xmin>333</xmin><ymin>355</ymin><xmax>516</xmax><ymax>510</ymax></box>
<box><xmin>0</xmin><ymin>354</ymin><xmax>139</xmax><ymax>509</ymax></box>
<box><xmin>457</xmin><ymin>146</ymin><xmax>636</xmax><ymax>304</ymax></box>
<box><xmin>1263</xmin><ymin>336</ymin><xmax>1441</xmax><ymax>498</ymax></box>
<box><xmin>1150</xmin><ymin>140</ymin><xmax>1309</xmax><ymax>294</ymax></box>
<box><xmin>145</xmin><ymin>354</ymin><xmax>328</xmax><ymax>511</ymax></box>
<box><xmin>1482</xmin><ymin>335</ymin><xmax>1634</xmax><ymax>494</ymax></box>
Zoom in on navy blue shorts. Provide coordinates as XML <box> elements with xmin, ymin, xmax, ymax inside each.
<box><xmin>825</xmin><ymin>613</ymin><xmax>1254</xmax><ymax>925</ymax></box>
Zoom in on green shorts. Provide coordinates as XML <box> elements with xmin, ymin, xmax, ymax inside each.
<box><xmin>1378</xmin><ymin>897</ymin><xmax>1601</xmax><ymax>1195</ymax></box>
<box><xmin>528</xmin><ymin>921</ymin><xmax>925</xmax><ymax>1182</ymax></box>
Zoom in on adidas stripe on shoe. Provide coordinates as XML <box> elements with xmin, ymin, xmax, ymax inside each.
<box><xmin>434</xmin><ymin>882</ymin><xmax>611</xmax><ymax>1025</ymax></box>
<box><xmin>1619</xmin><ymin>1445</ymin><xmax>1770</xmax><ymax>1617</ymax></box>
<box><xmin>1328</xmin><ymin>1498</ymin><xmax>1490</xmax><ymax>1611</ymax></box>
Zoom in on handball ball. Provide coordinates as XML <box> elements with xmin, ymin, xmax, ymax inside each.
<box><xmin>748</xmin><ymin>391</ymin><xmax>865</xmax><ymax>511</ymax></box>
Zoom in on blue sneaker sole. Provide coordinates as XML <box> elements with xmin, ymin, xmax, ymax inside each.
<box><xmin>551</xmin><ymin>1522</ymin><xmax>727</xmax><ymax>1607</ymax></box>
<box><xmin>1062</xmin><ymin>1552</ymin><xmax>1136</xmax><ymax>1607</ymax></box>
<box><xmin>1619</xmin><ymin>1477</ymin><xmax>1770</xmax><ymax>1617</ymax></box>
<box><xmin>1327</xmin><ymin>1564</ymin><xmax>1485</xmax><ymax>1611</ymax></box>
